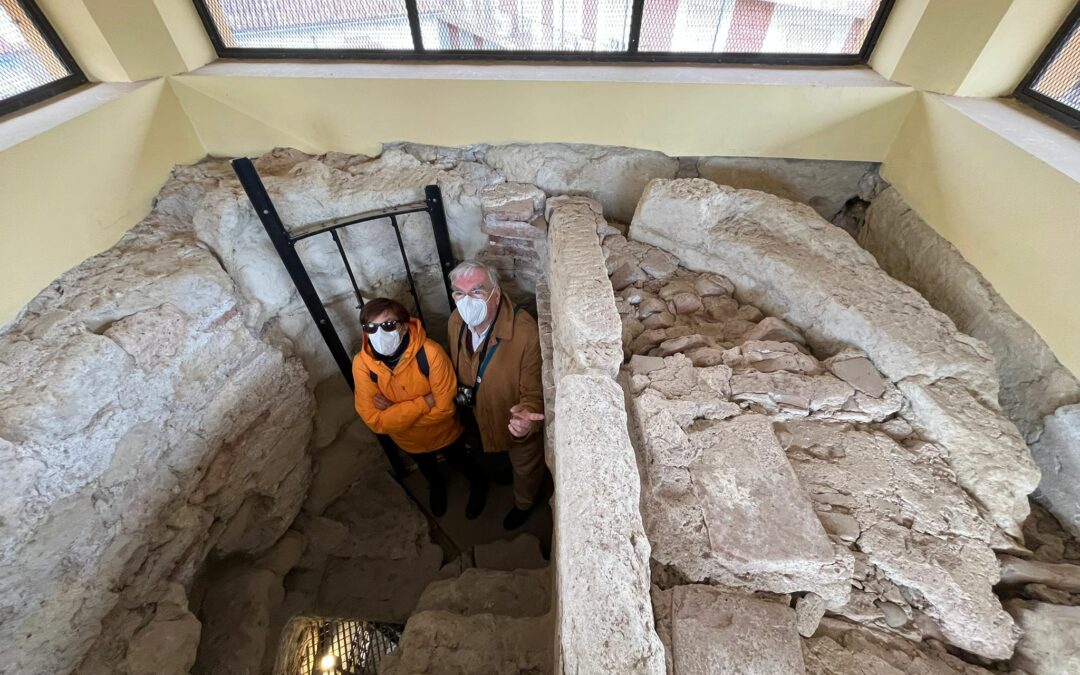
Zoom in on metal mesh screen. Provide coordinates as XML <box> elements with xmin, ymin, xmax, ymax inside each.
<box><xmin>417</xmin><ymin>0</ymin><xmax>633</xmax><ymax>51</ymax></box>
<box><xmin>203</xmin><ymin>0</ymin><xmax>414</xmax><ymax>50</ymax></box>
<box><xmin>1029</xmin><ymin>18</ymin><xmax>1080</xmax><ymax>115</ymax></box>
<box><xmin>638</xmin><ymin>0</ymin><xmax>883</xmax><ymax>54</ymax></box>
<box><xmin>0</xmin><ymin>1</ymin><xmax>72</xmax><ymax>100</ymax></box>
<box><xmin>275</xmin><ymin>617</ymin><xmax>401</xmax><ymax>675</ymax></box>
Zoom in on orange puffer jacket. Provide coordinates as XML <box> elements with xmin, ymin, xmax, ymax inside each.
<box><xmin>353</xmin><ymin>318</ymin><xmax>462</xmax><ymax>454</ymax></box>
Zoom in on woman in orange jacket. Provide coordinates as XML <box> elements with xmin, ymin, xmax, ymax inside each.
<box><xmin>353</xmin><ymin>297</ymin><xmax>488</xmax><ymax>519</ymax></box>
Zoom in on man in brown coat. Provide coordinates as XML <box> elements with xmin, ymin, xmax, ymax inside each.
<box><xmin>447</xmin><ymin>261</ymin><xmax>546</xmax><ymax>530</ymax></box>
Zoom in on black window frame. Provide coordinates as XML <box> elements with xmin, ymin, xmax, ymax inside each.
<box><xmin>191</xmin><ymin>0</ymin><xmax>896</xmax><ymax>66</ymax></box>
<box><xmin>0</xmin><ymin>0</ymin><xmax>87</xmax><ymax>118</ymax></box>
<box><xmin>1016</xmin><ymin>1</ymin><xmax>1080</xmax><ymax>132</ymax></box>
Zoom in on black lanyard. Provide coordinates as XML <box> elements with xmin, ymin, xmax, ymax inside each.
<box><xmin>454</xmin><ymin>298</ymin><xmax>503</xmax><ymax>393</ymax></box>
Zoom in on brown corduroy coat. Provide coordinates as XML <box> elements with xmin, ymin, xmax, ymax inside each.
<box><xmin>447</xmin><ymin>293</ymin><xmax>544</xmax><ymax>453</ymax></box>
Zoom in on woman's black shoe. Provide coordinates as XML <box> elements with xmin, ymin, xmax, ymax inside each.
<box><xmin>465</xmin><ymin>481</ymin><xmax>488</xmax><ymax>520</ymax></box>
<box><xmin>429</xmin><ymin>483</ymin><xmax>448</xmax><ymax>518</ymax></box>
<box><xmin>502</xmin><ymin>505</ymin><xmax>533</xmax><ymax>530</ymax></box>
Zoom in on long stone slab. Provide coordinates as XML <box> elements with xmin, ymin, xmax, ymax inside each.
<box><xmin>625</xmin><ymin>357</ymin><xmax>852</xmax><ymax>609</ymax></box>
<box><xmin>629</xmin><ymin>178</ymin><xmax>1039</xmax><ymax>539</ymax></box>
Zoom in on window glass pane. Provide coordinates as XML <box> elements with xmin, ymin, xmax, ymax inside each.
<box><xmin>639</xmin><ymin>0</ymin><xmax>883</xmax><ymax>54</ymax></box>
<box><xmin>0</xmin><ymin>1</ymin><xmax>72</xmax><ymax>100</ymax></box>
<box><xmin>204</xmin><ymin>0</ymin><xmax>414</xmax><ymax>50</ymax></box>
<box><xmin>417</xmin><ymin>0</ymin><xmax>633</xmax><ymax>51</ymax></box>
<box><xmin>1030</xmin><ymin>19</ymin><xmax>1080</xmax><ymax>114</ymax></box>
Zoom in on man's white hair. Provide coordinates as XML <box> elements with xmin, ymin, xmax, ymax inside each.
<box><xmin>449</xmin><ymin>260</ymin><xmax>500</xmax><ymax>289</ymax></box>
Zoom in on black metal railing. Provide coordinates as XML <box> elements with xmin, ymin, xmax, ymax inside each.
<box><xmin>277</xmin><ymin>617</ymin><xmax>401</xmax><ymax>675</ymax></box>
<box><xmin>231</xmin><ymin>157</ymin><xmax>456</xmax><ymax>477</ymax></box>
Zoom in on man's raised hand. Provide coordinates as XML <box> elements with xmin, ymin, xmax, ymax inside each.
<box><xmin>508</xmin><ymin>403</ymin><xmax>545</xmax><ymax>438</ymax></box>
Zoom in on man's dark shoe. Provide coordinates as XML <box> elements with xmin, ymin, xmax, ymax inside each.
<box><xmin>429</xmin><ymin>483</ymin><xmax>448</xmax><ymax>518</ymax></box>
<box><xmin>503</xmin><ymin>505</ymin><xmax>533</xmax><ymax>530</ymax></box>
<box><xmin>465</xmin><ymin>481</ymin><xmax>488</xmax><ymax>520</ymax></box>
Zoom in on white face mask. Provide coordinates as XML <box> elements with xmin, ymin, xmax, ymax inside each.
<box><xmin>456</xmin><ymin>288</ymin><xmax>494</xmax><ymax>327</ymax></box>
<box><xmin>369</xmin><ymin>327</ymin><xmax>403</xmax><ymax>356</ymax></box>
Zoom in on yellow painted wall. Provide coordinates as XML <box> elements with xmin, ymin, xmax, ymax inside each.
<box><xmin>0</xmin><ymin>80</ymin><xmax>205</xmax><ymax>323</ymax></box>
<box><xmin>881</xmin><ymin>93</ymin><xmax>1080</xmax><ymax>375</ymax></box>
<box><xmin>171</xmin><ymin>72</ymin><xmax>914</xmax><ymax>161</ymax></box>
<box><xmin>957</xmin><ymin>0</ymin><xmax>1076</xmax><ymax>97</ymax></box>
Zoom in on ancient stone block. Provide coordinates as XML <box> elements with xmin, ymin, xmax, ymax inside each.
<box><xmin>480</xmin><ymin>181</ymin><xmax>546</xmax><ymax>222</ymax></box>
<box><xmin>547</xmin><ymin>196</ymin><xmax>625</xmax><ymax>378</ymax></box>
<box><xmin>1008</xmin><ymin>600</ymin><xmax>1080</xmax><ymax>675</ymax></box>
<box><xmin>659</xmin><ymin>585</ymin><xmax>805</xmax><ymax>675</ymax></box>
<box><xmin>553</xmin><ymin>374</ymin><xmax>666</xmax><ymax>674</ymax></box>
<box><xmin>1030</xmin><ymin>404</ymin><xmax>1080</xmax><ymax>537</ymax></box>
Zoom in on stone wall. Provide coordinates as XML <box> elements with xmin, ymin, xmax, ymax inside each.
<box><xmin>630</xmin><ymin>179</ymin><xmax>1040</xmax><ymax>543</ymax></box>
<box><xmin>860</xmin><ymin>188</ymin><xmax>1080</xmax><ymax>537</ymax></box>
<box><xmin>543</xmin><ymin>195</ymin><xmax>666</xmax><ymax>674</ymax></box>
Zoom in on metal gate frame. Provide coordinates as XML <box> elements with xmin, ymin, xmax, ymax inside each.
<box><xmin>230</xmin><ymin>157</ymin><xmax>457</xmax><ymax>478</ymax></box>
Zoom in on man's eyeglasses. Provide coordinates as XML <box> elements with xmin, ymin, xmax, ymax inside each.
<box><xmin>362</xmin><ymin>320</ymin><xmax>401</xmax><ymax>334</ymax></box>
<box><xmin>451</xmin><ymin>287</ymin><xmax>492</xmax><ymax>301</ymax></box>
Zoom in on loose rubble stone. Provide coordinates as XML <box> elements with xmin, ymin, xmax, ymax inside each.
<box><xmin>480</xmin><ymin>214</ymin><xmax>547</xmax><ymax>240</ymax></box>
<box><xmin>998</xmin><ymin>554</ymin><xmax>1080</xmax><ymax>592</ymax></box>
<box><xmin>643</xmin><ymin>310</ymin><xmax>676</xmax><ymax>330</ymax></box>
<box><xmin>796</xmin><ymin>592</ymin><xmax>827</xmax><ymax>637</ymax></box>
<box><xmin>745</xmin><ymin>316</ymin><xmax>805</xmax><ymax>344</ymax></box>
<box><xmin>724</xmin><ymin>340</ymin><xmax>823</xmax><ymax>375</ymax></box>
<box><xmin>826</xmin><ymin>350</ymin><xmax>887</xmax><ymax>397</ymax></box>
<box><xmin>803</xmin><ymin>617</ymin><xmax>994</xmax><ymax>674</ymax></box>
<box><xmin>1007</xmin><ymin>600</ymin><xmax>1080</xmax><ymax>674</ymax></box>
<box><xmin>611</xmin><ymin>260</ymin><xmax>649</xmax><ymax>290</ymax></box>
<box><xmin>641</xmin><ymin>248</ymin><xmax>680</xmax><ymax>279</ymax></box>
<box><xmin>694</xmin><ymin>273</ymin><xmax>734</xmax><ymax>297</ymax></box>
<box><xmin>670</xmin><ymin>292</ymin><xmax>704</xmax><ymax>315</ymax></box>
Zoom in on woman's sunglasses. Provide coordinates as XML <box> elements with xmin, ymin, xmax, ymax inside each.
<box><xmin>362</xmin><ymin>320</ymin><xmax>401</xmax><ymax>334</ymax></box>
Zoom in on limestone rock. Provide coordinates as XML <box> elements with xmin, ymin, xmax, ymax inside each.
<box><xmin>630</xmin><ymin>179</ymin><xmax>1038</xmax><ymax>541</ymax></box>
<box><xmin>1008</xmin><ymin>600</ymin><xmax>1080</xmax><ymax>675</ymax></box>
<box><xmin>694</xmin><ymin>156</ymin><xmax>878</xmax><ymax>221</ymax></box>
<box><xmin>415</xmin><ymin>567</ymin><xmax>551</xmax><ymax>618</ymax></box>
<box><xmin>861</xmin><ymin>187</ymin><xmax>1080</xmax><ymax>443</ymax></box>
<box><xmin>479</xmin><ymin>181</ymin><xmax>546</xmax><ymax>222</ymax></box>
<box><xmin>826</xmin><ymin>350</ymin><xmax>887</xmax><ymax>397</ymax></box>
<box><xmin>670</xmin><ymin>292</ymin><xmax>704</xmax><ymax>315</ymax></box>
<box><xmin>484</xmin><ymin>142</ymin><xmax>679</xmax><ymax>222</ymax></box>
<box><xmin>480</xmin><ymin>214</ymin><xmax>547</xmax><ymax>240</ymax></box>
<box><xmin>803</xmin><ymin>617</ymin><xmax>994</xmax><ymax>675</ymax></box>
<box><xmin>899</xmin><ymin>377</ymin><xmax>1039</xmax><ymax>539</ymax></box>
<box><xmin>0</xmin><ymin>211</ymin><xmax>314</xmax><ymax>674</ymax></box>
<box><xmin>547</xmin><ymin>197</ymin><xmax>625</xmax><ymax>378</ymax></box>
<box><xmin>612</xmin><ymin>260</ymin><xmax>649</xmax><ymax>290</ymax></box>
<box><xmin>659</xmin><ymin>585</ymin><xmax>805</xmax><ymax>674</ymax></box>
<box><xmin>384</xmin><ymin>611</ymin><xmax>554</xmax><ymax>675</ymax></box>
<box><xmin>643</xmin><ymin>310</ymin><xmax>676</xmax><ymax>330</ymax></box>
<box><xmin>304</xmin><ymin>419</ymin><xmax>387</xmax><ymax>515</ymax></box>
<box><xmin>641</xmin><ymin>248</ymin><xmax>680</xmax><ymax>279</ymax></box>
<box><xmin>627</xmin><ymin>367</ymin><xmax>853</xmax><ymax>609</ymax></box>
<box><xmin>693</xmin><ymin>273</ymin><xmax>734</xmax><ymax>298</ymax></box>
<box><xmin>1030</xmin><ymin>404</ymin><xmax>1080</xmax><ymax>537</ymax></box>
<box><xmin>195</xmin><ymin>567</ymin><xmax>284</xmax><ymax>675</ymax></box>
<box><xmin>553</xmin><ymin>374</ymin><xmax>666</xmax><ymax>674</ymax></box>
<box><xmin>745</xmin><ymin>316</ymin><xmax>804</xmax><ymax>344</ymax></box>
<box><xmin>796</xmin><ymin>592</ymin><xmax>827</xmax><ymax>638</ymax></box>
<box><xmin>629</xmin><ymin>178</ymin><xmax>1002</xmax><ymax>401</ymax></box>
<box><xmin>724</xmin><ymin>340</ymin><xmax>823</xmax><ymax>375</ymax></box>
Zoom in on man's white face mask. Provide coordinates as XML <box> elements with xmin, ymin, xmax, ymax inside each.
<box><xmin>369</xmin><ymin>326</ymin><xmax>403</xmax><ymax>356</ymax></box>
<box><xmin>456</xmin><ymin>287</ymin><xmax>494</xmax><ymax>327</ymax></box>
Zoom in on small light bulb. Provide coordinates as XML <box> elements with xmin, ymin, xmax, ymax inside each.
<box><xmin>319</xmin><ymin>653</ymin><xmax>337</xmax><ymax>671</ymax></box>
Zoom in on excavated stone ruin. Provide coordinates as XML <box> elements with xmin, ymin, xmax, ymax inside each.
<box><xmin>2</xmin><ymin>142</ymin><xmax>1080</xmax><ymax>675</ymax></box>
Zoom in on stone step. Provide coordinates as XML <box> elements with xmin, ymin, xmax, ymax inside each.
<box><xmin>380</xmin><ymin>611</ymin><xmax>553</xmax><ymax>675</ymax></box>
<box><xmin>414</xmin><ymin>566</ymin><xmax>551</xmax><ymax>618</ymax></box>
